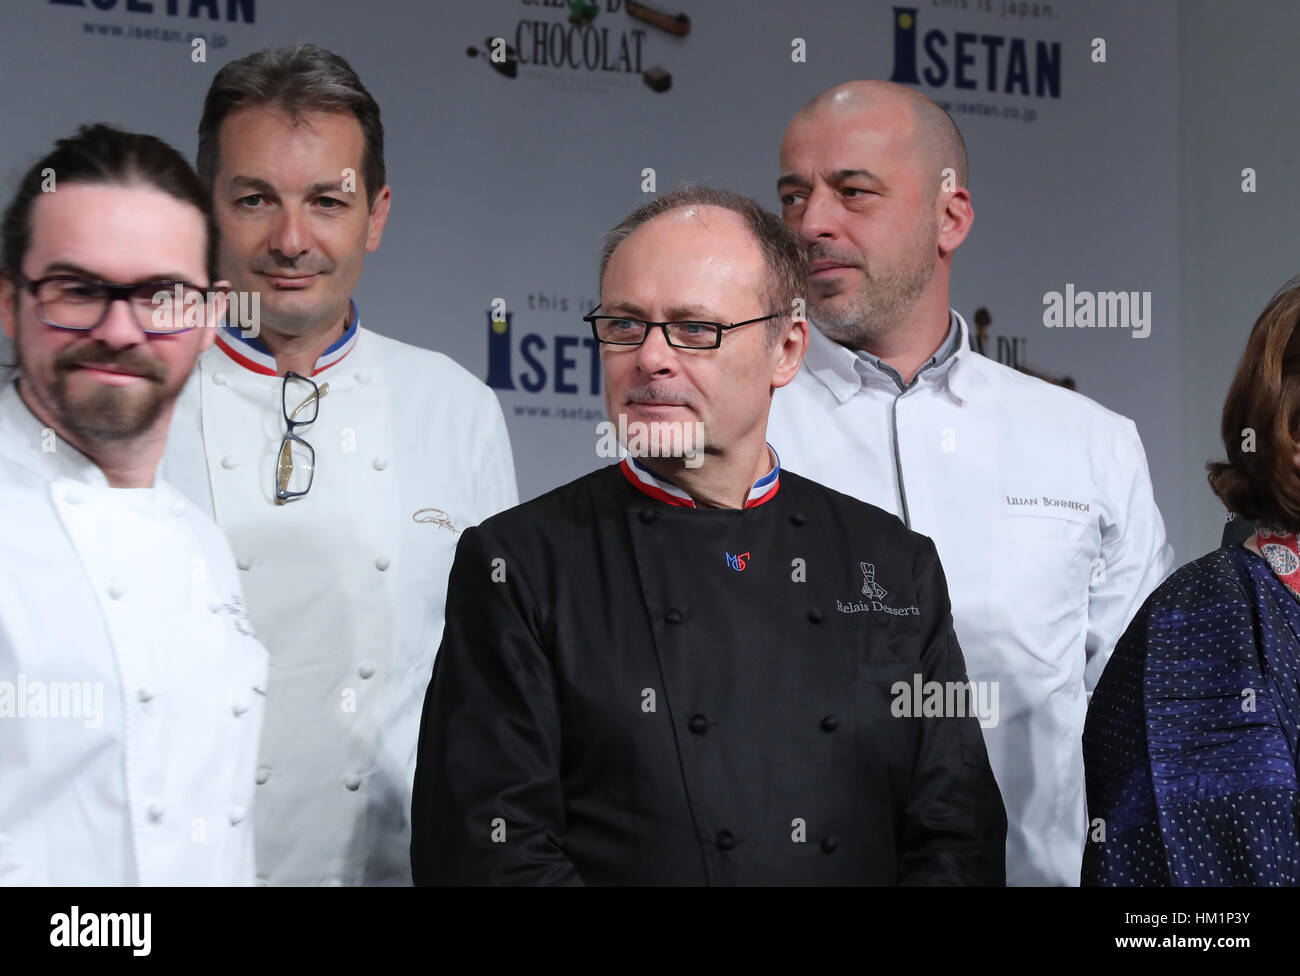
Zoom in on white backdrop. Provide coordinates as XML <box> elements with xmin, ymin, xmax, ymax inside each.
<box><xmin>0</xmin><ymin>0</ymin><xmax>1185</xmax><ymax>555</ymax></box>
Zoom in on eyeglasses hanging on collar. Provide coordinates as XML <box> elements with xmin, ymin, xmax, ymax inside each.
<box><xmin>276</xmin><ymin>371</ymin><xmax>330</xmax><ymax>504</ymax></box>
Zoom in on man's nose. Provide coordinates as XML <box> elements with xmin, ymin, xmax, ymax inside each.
<box><xmin>269</xmin><ymin>209</ymin><xmax>310</xmax><ymax>260</ymax></box>
<box><xmin>796</xmin><ymin>185</ymin><xmax>840</xmax><ymax>242</ymax></box>
<box><xmin>635</xmin><ymin>324</ymin><xmax>679</xmax><ymax>374</ymax></box>
<box><xmin>88</xmin><ymin>297</ymin><xmax>147</xmax><ymax>350</ymax></box>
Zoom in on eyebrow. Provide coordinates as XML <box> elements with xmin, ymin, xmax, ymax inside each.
<box><xmin>777</xmin><ymin>168</ymin><xmax>883</xmax><ymax>192</ymax></box>
<box><xmin>603</xmin><ymin>301</ymin><xmax>726</xmax><ymax>321</ymax></box>
<box><xmin>228</xmin><ymin>176</ymin><xmax>348</xmax><ymax>197</ymax></box>
<box><xmin>39</xmin><ymin>261</ymin><xmax>199</xmax><ymax>283</ymax></box>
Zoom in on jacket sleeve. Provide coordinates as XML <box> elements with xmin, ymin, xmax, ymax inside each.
<box><xmin>1084</xmin><ymin>417</ymin><xmax>1175</xmax><ymax>695</ymax></box>
<box><xmin>410</xmin><ymin>523</ymin><xmax>582</xmax><ymax>885</ymax></box>
<box><xmin>896</xmin><ymin>535</ymin><xmax>1008</xmax><ymax>886</ymax></box>
<box><xmin>1083</xmin><ymin>565</ymin><xmax>1300</xmax><ymax>886</ymax></box>
<box><xmin>472</xmin><ymin>387</ymin><xmax>520</xmax><ymax>522</ymax></box>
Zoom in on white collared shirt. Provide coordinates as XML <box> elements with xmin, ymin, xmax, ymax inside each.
<box><xmin>162</xmin><ymin>307</ymin><xmax>519</xmax><ymax>885</ymax></box>
<box><xmin>0</xmin><ymin>379</ymin><xmax>267</xmax><ymax>884</ymax></box>
<box><xmin>766</xmin><ymin>311</ymin><xmax>1174</xmax><ymax>885</ymax></box>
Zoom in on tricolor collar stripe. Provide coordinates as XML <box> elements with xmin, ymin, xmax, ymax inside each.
<box><xmin>619</xmin><ymin>459</ymin><xmax>695</xmax><ymax>507</ymax></box>
<box><xmin>214</xmin><ymin>300</ymin><xmax>362</xmax><ymax>377</ymax></box>
<box><xmin>621</xmin><ymin>445</ymin><xmax>782</xmax><ymax>509</ymax></box>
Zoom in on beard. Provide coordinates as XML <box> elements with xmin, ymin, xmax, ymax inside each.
<box><xmin>808</xmin><ymin>216</ymin><xmax>938</xmax><ymax>349</ymax></box>
<box><xmin>19</xmin><ymin>339</ymin><xmax>171</xmax><ymax>443</ymax></box>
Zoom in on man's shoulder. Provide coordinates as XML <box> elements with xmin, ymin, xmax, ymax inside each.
<box><xmin>361</xmin><ymin>328</ymin><xmax>489</xmax><ymax>392</ymax></box>
<box><xmin>471</xmin><ymin>465</ymin><xmax>623</xmax><ymax>538</ymax></box>
<box><xmin>965</xmin><ymin>352</ymin><xmax>1135</xmax><ymax>432</ymax></box>
<box><xmin>779</xmin><ymin>468</ymin><xmax>929</xmax><ymax>553</ymax></box>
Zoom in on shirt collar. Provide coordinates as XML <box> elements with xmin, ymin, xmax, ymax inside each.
<box><xmin>619</xmin><ymin>444</ymin><xmax>781</xmax><ymax>509</ymax></box>
<box><xmin>214</xmin><ymin>299</ymin><xmax>361</xmax><ymax>377</ymax></box>
<box><xmin>0</xmin><ymin>376</ymin><xmax>110</xmax><ymax>486</ymax></box>
<box><xmin>853</xmin><ymin>311</ymin><xmax>961</xmax><ymax>390</ymax></box>
<box><xmin>801</xmin><ymin>309</ymin><xmax>978</xmax><ymax>404</ymax></box>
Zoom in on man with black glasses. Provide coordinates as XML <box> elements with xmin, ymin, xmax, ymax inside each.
<box><xmin>411</xmin><ymin>186</ymin><xmax>1006</xmax><ymax>885</ymax></box>
<box><xmin>162</xmin><ymin>44</ymin><xmax>518</xmax><ymax>886</ymax></box>
<box><xmin>0</xmin><ymin>124</ymin><xmax>266</xmax><ymax>883</ymax></box>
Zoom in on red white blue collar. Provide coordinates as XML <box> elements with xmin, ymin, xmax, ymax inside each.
<box><xmin>214</xmin><ymin>300</ymin><xmax>361</xmax><ymax>377</ymax></box>
<box><xmin>620</xmin><ymin>445</ymin><xmax>781</xmax><ymax>509</ymax></box>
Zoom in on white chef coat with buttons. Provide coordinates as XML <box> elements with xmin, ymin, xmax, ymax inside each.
<box><xmin>765</xmin><ymin>310</ymin><xmax>1174</xmax><ymax>886</ymax></box>
<box><xmin>0</xmin><ymin>379</ymin><xmax>267</xmax><ymax>885</ymax></box>
<box><xmin>161</xmin><ymin>304</ymin><xmax>519</xmax><ymax>885</ymax></box>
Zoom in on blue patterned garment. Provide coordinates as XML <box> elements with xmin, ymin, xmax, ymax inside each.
<box><xmin>1082</xmin><ymin>545</ymin><xmax>1300</xmax><ymax>886</ymax></box>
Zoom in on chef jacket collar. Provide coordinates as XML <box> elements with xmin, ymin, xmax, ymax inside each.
<box><xmin>214</xmin><ymin>299</ymin><xmax>361</xmax><ymax>377</ymax></box>
<box><xmin>800</xmin><ymin>309</ymin><xmax>978</xmax><ymax>405</ymax></box>
<box><xmin>0</xmin><ymin>376</ymin><xmax>113</xmax><ymax>487</ymax></box>
<box><xmin>620</xmin><ymin>443</ymin><xmax>781</xmax><ymax>509</ymax></box>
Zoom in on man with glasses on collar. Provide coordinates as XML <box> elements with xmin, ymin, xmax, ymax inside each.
<box><xmin>411</xmin><ymin>186</ymin><xmax>1005</xmax><ymax>885</ymax></box>
<box><xmin>0</xmin><ymin>124</ymin><xmax>266</xmax><ymax>883</ymax></box>
<box><xmin>163</xmin><ymin>44</ymin><xmax>518</xmax><ymax>886</ymax></box>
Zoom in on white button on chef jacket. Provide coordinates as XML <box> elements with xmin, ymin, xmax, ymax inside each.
<box><xmin>766</xmin><ymin>310</ymin><xmax>1174</xmax><ymax>886</ymax></box>
<box><xmin>162</xmin><ymin>305</ymin><xmax>519</xmax><ymax>885</ymax></box>
<box><xmin>0</xmin><ymin>381</ymin><xmax>267</xmax><ymax>885</ymax></box>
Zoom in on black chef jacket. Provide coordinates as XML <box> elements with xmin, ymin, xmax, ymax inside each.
<box><xmin>411</xmin><ymin>461</ymin><xmax>1006</xmax><ymax>885</ymax></box>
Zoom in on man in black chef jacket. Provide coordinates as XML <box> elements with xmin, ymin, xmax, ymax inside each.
<box><xmin>411</xmin><ymin>185</ymin><xmax>1006</xmax><ymax>885</ymax></box>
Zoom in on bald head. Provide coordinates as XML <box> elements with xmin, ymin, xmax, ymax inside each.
<box><xmin>796</xmin><ymin>80</ymin><xmax>967</xmax><ymax>199</ymax></box>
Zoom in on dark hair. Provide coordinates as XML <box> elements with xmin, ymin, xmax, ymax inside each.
<box><xmin>1207</xmin><ymin>277</ymin><xmax>1300</xmax><ymax>531</ymax></box>
<box><xmin>196</xmin><ymin>43</ymin><xmax>385</xmax><ymax>205</ymax></box>
<box><xmin>2</xmin><ymin>123</ymin><xmax>217</xmax><ymax>282</ymax></box>
<box><xmin>599</xmin><ymin>184</ymin><xmax>807</xmax><ymax>345</ymax></box>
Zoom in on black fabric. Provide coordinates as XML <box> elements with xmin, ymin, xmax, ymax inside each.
<box><xmin>411</xmin><ymin>464</ymin><xmax>1006</xmax><ymax>885</ymax></box>
<box><xmin>1222</xmin><ymin>512</ymin><xmax>1253</xmax><ymax>548</ymax></box>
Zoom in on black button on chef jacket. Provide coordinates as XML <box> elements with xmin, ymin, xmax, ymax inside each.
<box><xmin>411</xmin><ymin>457</ymin><xmax>1006</xmax><ymax>885</ymax></box>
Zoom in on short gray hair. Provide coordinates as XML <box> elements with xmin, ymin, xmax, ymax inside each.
<box><xmin>196</xmin><ymin>44</ymin><xmax>385</xmax><ymax>204</ymax></box>
<box><xmin>599</xmin><ymin>184</ymin><xmax>807</xmax><ymax>344</ymax></box>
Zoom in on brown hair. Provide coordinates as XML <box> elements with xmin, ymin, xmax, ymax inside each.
<box><xmin>3</xmin><ymin>123</ymin><xmax>218</xmax><ymax>283</ymax></box>
<box><xmin>1207</xmin><ymin>278</ymin><xmax>1300</xmax><ymax>530</ymax></box>
<box><xmin>599</xmin><ymin>184</ymin><xmax>807</xmax><ymax>346</ymax></box>
<box><xmin>196</xmin><ymin>44</ymin><xmax>385</xmax><ymax>205</ymax></box>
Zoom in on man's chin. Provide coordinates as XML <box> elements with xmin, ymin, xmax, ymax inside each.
<box><xmin>56</xmin><ymin>386</ymin><xmax>168</xmax><ymax>442</ymax></box>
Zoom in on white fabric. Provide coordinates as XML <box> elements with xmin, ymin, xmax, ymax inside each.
<box><xmin>162</xmin><ymin>327</ymin><xmax>519</xmax><ymax>885</ymax></box>
<box><xmin>766</xmin><ymin>310</ymin><xmax>1174</xmax><ymax>885</ymax></box>
<box><xmin>0</xmin><ymin>379</ymin><xmax>266</xmax><ymax>885</ymax></box>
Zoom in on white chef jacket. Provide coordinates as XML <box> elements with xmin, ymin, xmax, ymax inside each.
<box><xmin>766</xmin><ymin>310</ymin><xmax>1174</xmax><ymax>886</ymax></box>
<box><xmin>0</xmin><ymin>379</ymin><xmax>267</xmax><ymax>885</ymax></box>
<box><xmin>162</xmin><ymin>304</ymin><xmax>519</xmax><ymax>885</ymax></box>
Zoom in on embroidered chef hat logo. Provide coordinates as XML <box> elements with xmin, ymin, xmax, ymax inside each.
<box><xmin>860</xmin><ymin>562</ymin><xmax>888</xmax><ymax>599</ymax></box>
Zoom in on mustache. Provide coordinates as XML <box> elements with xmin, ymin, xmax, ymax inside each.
<box><xmin>627</xmin><ymin>386</ymin><xmax>692</xmax><ymax>406</ymax></box>
<box><xmin>807</xmin><ymin>246</ymin><xmax>863</xmax><ymax>270</ymax></box>
<box><xmin>250</xmin><ymin>263</ymin><xmax>331</xmax><ymax>276</ymax></box>
<box><xmin>54</xmin><ymin>343</ymin><xmax>165</xmax><ymax>382</ymax></box>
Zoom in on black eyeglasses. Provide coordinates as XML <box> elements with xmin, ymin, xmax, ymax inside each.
<box><xmin>276</xmin><ymin>371</ymin><xmax>330</xmax><ymax>504</ymax></box>
<box><xmin>583</xmin><ymin>305</ymin><xmax>786</xmax><ymax>349</ymax></box>
<box><xmin>9</xmin><ymin>270</ymin><xmax>215</xmax><ymax>335</ymax></box>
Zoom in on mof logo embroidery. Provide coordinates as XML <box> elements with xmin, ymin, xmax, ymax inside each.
<box><xmin>725</xmin><ymin>551</ymin><xmax>750</xmax><ymax>572</ymax></box>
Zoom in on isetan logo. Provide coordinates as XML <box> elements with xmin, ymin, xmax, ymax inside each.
<box><xmin>888</xmin><ymin>6</ymin><xmax>1062</xmax><ymax>98</ymax></box>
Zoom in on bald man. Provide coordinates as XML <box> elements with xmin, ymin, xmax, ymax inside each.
<box><xmin>766</xmin><ymin>80</ymin><xmax>1173</xmax><ymax>886</ymax></box>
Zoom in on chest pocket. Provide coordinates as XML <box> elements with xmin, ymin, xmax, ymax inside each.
<box><xmin>850</xmin><ymin>615</ymin><xmax>925</xmax><ymax>684</ymax></box>
<box><xmin>994</xmin><ymin>500</ymin><xmax>1098</xmax><ymax>633</ymax></box>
